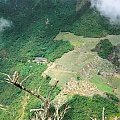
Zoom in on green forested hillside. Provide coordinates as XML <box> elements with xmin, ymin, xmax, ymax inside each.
<box><xmin>0</xmin><ymin>1</ymin><xmax>120</xmax><ymax>120</ymax></box>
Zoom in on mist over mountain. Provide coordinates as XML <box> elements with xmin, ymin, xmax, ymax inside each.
<box><xmin>0</xmin><ymin>17</ymin><xmax>12</xmax><ymax>49</ymax></box>
<box><xmin>0</xmin><ymin>17</ymin><xmax>12</xmax><ymax>33</ymax></box>
<box><xmin>91</xmin><ymin>0</ymin><xmax>120</xmax><ymax>23</ymax></box>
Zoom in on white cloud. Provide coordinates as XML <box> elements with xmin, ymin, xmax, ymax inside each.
<box><xmin>0</xmin><ymin>17</ymin><xmax>12</xmax><ymax>49</ymax></box>
<box><xmin>0</xmin><ymin>17</ymin><xmax>12</xmax><ymax>33</ymax></box>
<box><xmin>91</xmin><ymin>0</ymin><xmax>120</xmax><ymax>22</ymax></box>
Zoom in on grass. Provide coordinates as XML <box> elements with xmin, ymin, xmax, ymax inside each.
<box><xmin>90</xmin><ymin>75</ymin><xmax>113</xmax><ymax>93</ymax></box>
<box><xmin>54</xmin><ymin>32</ymin><xmax>83</xmax><ymax>47</ymax></box>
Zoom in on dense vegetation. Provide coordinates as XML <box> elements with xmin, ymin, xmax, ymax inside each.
<box><xmin>69</xmin><ymin>7</ymin><xmax>120</xmax><ymax>37</ymax></box>
<box><xmin>0</xmin><ymin>1</ymin><xmax>120</xmax><ymax>120</ymax></box>
<box><xmin>63</xmin><ymin>95</ymin><xmax>119</xmax><ymax>120</ymax></box>
<box><xmin>0</xmin><ymin>1</ymin><xmax>75</xmax><ymax>119</ymax></box>
<box><xmin>92</xmin><ymin>39</ymin><xmax>114</xmax><ymax>59</ymax></box>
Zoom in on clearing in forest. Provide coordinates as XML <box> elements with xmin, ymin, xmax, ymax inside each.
<box><xmin>42</xmin><ymin>32</ymin><xmax>120</xmax><ymax>105</ymax></box>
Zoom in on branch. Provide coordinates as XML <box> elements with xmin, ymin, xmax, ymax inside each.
<box><xmin>48</xmin><ymin>80</ymin><xmax>59</xmax><ymax>99</ymax></box>
<box><xmin>20</xmin><ymin>74</ymin><xmax>32</xmax><ymax>85</ymax></box>
<box><xmin>3</xmin><ymin>71</ymin><xmax>46</xmax><ymax>102</ymax></box>
<box><xmin>30</xmin><ymin>108</ymin><xmax>44</xmax><ymax>112</ymax></box>
<box><xmin>102</xmin><ymin>107</ymin><xmax>105</xmax><ymax>120</ymax></box>
<box><xmin>1</xmin><ymin>72</ymin><xmax>68</xmax><ymax>120</ymax></box>
<box><xmin>54</xmin><ymin>104</ymin><xmax>70</xmax><ymax>120</ymax></box>
<box><xmin>59</xmin><ymin>104</ymin><xmax>70</xmax><ymax>120</ymax></box>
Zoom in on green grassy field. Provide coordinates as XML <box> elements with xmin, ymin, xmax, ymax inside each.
<box><xmin>90</xmin><ymin>75</ymin><xmax>113</xmax><ymax>93</ymax></box>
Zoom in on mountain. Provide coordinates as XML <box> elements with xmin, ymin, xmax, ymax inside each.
<box><xmin>0</xmin><ymin>1</ymin><xmax>120</xmax><ymax>120</ymax></box>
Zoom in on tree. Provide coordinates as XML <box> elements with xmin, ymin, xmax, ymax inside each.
<box><xmin>2</xmin><ymin>72</ymin><xmax>119</xmax><ymax>120</ymax></box>
<box><xmin>2</xmin><ymin>71</ymin><xmax>70</xmax><ymax>120</ymax></box>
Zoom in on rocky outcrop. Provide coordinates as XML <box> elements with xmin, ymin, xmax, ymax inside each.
<box><xmin>76</xmin><ymin>0</ymin><xmax>90</xmax><ymax>12</ymax></box>
<box><xmin>32</xmin><ymin>57</ymin><xmax>47</xmax><ymax>64</ymax></box>
<box><xmin>109</xmin><ymin>44</ymin><xmax>120</xmax><ymax>72</ymax></box>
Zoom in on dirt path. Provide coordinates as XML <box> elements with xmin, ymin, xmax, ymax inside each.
<box><xmin>18</xmin><ymin>93</ymin><xmax>30</xmax><ymax>120</ymax></box>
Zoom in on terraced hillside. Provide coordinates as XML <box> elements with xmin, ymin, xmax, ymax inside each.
<box><xmin>43</xmin><ymin>32</ymin><xmax>120</xmax><ymax>104</ymax></box>
<box><xmin>1</xmin><ymin>1</ymin><xmax>120</xmax><ymax>119</ymax></box>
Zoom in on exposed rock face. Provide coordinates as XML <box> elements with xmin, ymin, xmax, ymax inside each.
<box><xmin>0</xmin><ymin>49</ymin><xmax>8</xmax><ymax>58</ymax></box>
<box><xmin>76</xmin><ymin>0</ymin><xmax>90</xmax><ymax>12</ymax></box>
<box><xmin>110</xmin><ymin>44</ymin><xmax>120</xmax><ymax>72</ymax></box>
<box><xmin>32</xmin><ymin>57</ymin><xmax>47</xmax><ymax>64</ymax></box>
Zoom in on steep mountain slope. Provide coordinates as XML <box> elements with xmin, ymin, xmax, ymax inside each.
<box><xmin>43</xmin><ymin>32</ymin><xmax>120</xmax><ymax>100</ymax></box>
<box><xmin>0</xmin><ymin>1</ymin><xmax>120</xmax><ymax>120</ymax></box>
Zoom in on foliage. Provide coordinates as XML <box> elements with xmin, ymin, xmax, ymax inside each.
<box><xmin>105</xmin><ymin>93</ymin><xmax>119</xmax><ymax>104</ymax></box>
<box><xmin>92</xmin><ymin>39</ymin><xmax>114</xmax><ymax>59</ymax></box>
<box><xmin>0</xmin><ymin>1</ymin><xmax>75</xmax><ymax>119</ymax></box>
<box><xmin>70</xmin><ymin>9</ymin><xmax>108</xmax><ymax>37</ymax></box>
<box><xmin>98</xmin><ymin>39</ymin><xmax>114</xmax><ymax>59</ymax></box>
<box><xmin>0</xmin><ymin>1</ymin><xmax>120</xmax><ymax>119</ymax></box>
<box><xmin>63</xmin><ymin>95</ymin><xmax>119</xmax><ymax>120</ymax></box>
<box><xmin>70</xmin><ymin>8</ymin><xmax>120</xmax><ymax>37</ymax></box>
